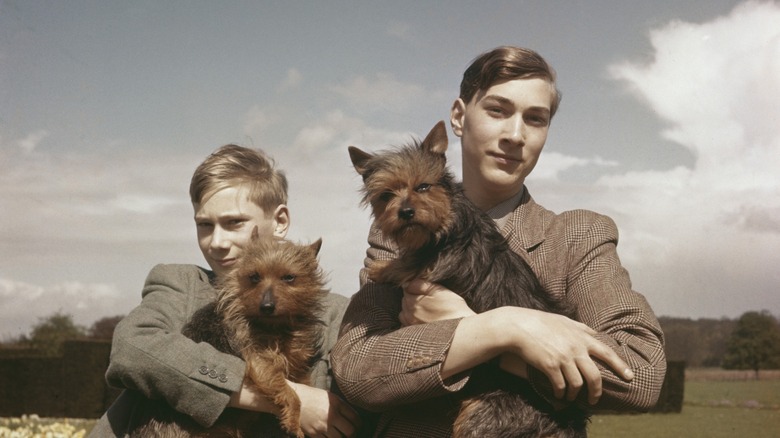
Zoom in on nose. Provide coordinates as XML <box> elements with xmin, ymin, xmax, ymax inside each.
<box><xmin>260</xmin><ymin>288</ymin><xmax>275</xmax><ymax>315</ymax></box>
<box><xmin>398</xmin><ymin>199</ymin><xmax>415</xmax><ymax>220</ymax></box>
<box><xmin>209</xmin><ymin>226</ymin><xmax>231</xmax><ymax>250</ymax></box>
<box><xmin>505</xmin><ymin>115</ymin><xmax>525</xmax><ymax>146</ymax></box>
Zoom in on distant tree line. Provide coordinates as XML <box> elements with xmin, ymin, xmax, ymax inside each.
<box><xmin>1</xmin><ymin>312</ymin><xmax>124</xmax><ymax>356</ymax></box>
<box><xmin>660</xmin><ymin>310</ymin><xmax>780</xmax><ymax>375</ymax></box>
<box><xmin>3</xmin><ymin>310</ymin><xmax>779</xmax><ymax>375</ymax></box>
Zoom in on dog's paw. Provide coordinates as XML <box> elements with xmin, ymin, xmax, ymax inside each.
<box><xmin>279</xmin><ymin>418</ymin><xmax>304</xmax><ymax>438</ymax></box>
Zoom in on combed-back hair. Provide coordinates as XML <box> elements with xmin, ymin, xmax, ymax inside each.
<box><xmin>460</xmin><ymin>46</ymin><xmax>562</xmax><ymax>117</ymax></box>
<box><xmin>190</xmin><ymin>144</ymin><xmax>288</xmax><ymax>211</ymax></box>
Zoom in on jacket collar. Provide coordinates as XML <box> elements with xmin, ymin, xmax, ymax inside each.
<box><xmin>502</xmin><ymin>186</ymin><xmax>549</xmax><ymax>252</ymax></box>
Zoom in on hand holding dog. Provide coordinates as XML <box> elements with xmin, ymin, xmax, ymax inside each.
<box><xmin>400</xmin><ymin>279</ymin><xmax>476</xmax><ymax>325</ymax></box>
<box><xmin>290</xmin><ymin>382</ymin><xmax>361</xmax><ymax>438</ymax></box>
<box><xmin>402</xmin><ymin>281</ymin><xmax>634</xmax><ymax>405</ymax></box>
<box><xmin>230</xmin><ymin>379</ymin><xmax>360</xmax><ymax>437</ymax></box>
<box><xmin>494</xmin><ymin>307</ymin><xmax>635</xmax><ymax>405</ymax></box>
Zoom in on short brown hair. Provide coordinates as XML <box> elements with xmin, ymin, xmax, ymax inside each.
<box><xmin>189</xmin><ymin>144</ymin><xmax>288</xmax><ymax>211</ymax></box>
<box><xmin>460</xmin><ymin>46</ymin><xmax>562</xmax><ymax>117</ymax></box>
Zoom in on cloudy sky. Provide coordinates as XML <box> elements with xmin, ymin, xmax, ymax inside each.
<box><xmin>2</xmin><ymin>0</ymin><xmax>779</xmax><ymax>338</ymax></box>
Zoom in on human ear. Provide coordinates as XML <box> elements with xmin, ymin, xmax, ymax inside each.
<box><xmin>272</xmin><ymin>204</ymin><xmax>290</xmax><ymax>238</ymax></box>
<box><xmin>450</xmin><ymin>98</ymin><xmax>466</xmax><ymax>137</ymax></box>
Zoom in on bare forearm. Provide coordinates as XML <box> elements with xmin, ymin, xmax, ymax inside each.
<box><xmin>228</xmin><ymin>378</ymin><xmax>281</xmax><ymax>414</ymax></box>
<box><xmin>440</xmin><ymin>308</ymin><xmax>513</xmax><ymax>379</ymax></box>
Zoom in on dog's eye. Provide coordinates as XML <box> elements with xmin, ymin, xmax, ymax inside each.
<box><xmin>281</xmin><ymin>274</ymin><xmax>296</xmax><ymax>283</ymax></box>
<box><xmin>379</xmin><ymin>191</ymin><xmax>394</xmax><ymax>202</ymax></box>
<box><xmin>416</xmin><ymin>183</ymin><xmax>431</xmax><ymax>192</ymax></box>
<box><xmin>249</xmin><ymin>273</ymin><xmax>261</xmax><ymax>284</ymax></box>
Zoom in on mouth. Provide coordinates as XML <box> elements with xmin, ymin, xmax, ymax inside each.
<box><xmin>392</xmin><ymin>223</ymin><xmax>435</xmax><ymax>249</ymax></box>
<box><xmin>396</xmin><ymin>222</ymin><xmax>427</xmax><ymax>234</ymax></box>
<box><xmin>214</xmin><ymin>258</ymin><xmax>237</xmax><ymax>268</ymax></box>
<box><xmin>489</xmin><ymin>152</ymin><xmax>521</xmax><ymax>165</ymax></box>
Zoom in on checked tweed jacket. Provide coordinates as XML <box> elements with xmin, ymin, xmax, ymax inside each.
<box><xmin>331</xmin><ymin>187</ymin><xmax>666</xmax><ymax>437</ymax></box>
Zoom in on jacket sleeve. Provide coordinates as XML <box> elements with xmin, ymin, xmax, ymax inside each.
<box><xmin>527</xmin><ymin>211</ymin><xmax>666</xmax><ymax>412</ymax></box>
<box><xmin>331</xmin><ymin>222</ymin><xmax>468</xmax><ymax>412</ymax></box>
<box><xmin>105</xmin><ymin>264</ymin><xmax>246</xmax><ymax>427</ymax></box>
<box><xmin>309</xmin><ymin>292</ymin><xmax>350</xmax><ymax>391</ymax></box>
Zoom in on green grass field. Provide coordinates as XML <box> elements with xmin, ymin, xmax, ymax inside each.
<box><xmin>2</xmin><ymin>371</ymin><xmax>779</xmax><ymax>437</ymax></box>
<box><xmin>590</xmin><ymin>378</ymin><xmax>780</xmax><ymax>438</ymax></box>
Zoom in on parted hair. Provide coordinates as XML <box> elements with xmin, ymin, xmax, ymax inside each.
<box><xmin>460</xmin><ymin>46</ymin><xmax>562</xmax><ymax>117</ymax></box>
<box><xmin>189</xmin><ymin>144</ymin><xmax>288</xmax><ymax>211</ymax></box>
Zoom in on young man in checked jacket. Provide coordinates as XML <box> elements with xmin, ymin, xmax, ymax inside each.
<box><xmin>331</xmin><ymin>46</ymin><xmax>666</xmax><ymax>437</ymax></box>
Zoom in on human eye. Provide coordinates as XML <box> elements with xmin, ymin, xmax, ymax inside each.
<box><xmin>525</xmin><ymin>110</ymin><xmax>550</xmax><ymax>127</ymax></box>
<box><xmin>195</xmin><ymin>220</ymin><xmax>213</xmax><ymax>229</ymax></box>
<box><xmin>225</xmin><ymin>218</ymin><xmax>247</xmax><ymax>230</ymax></box>
<box><xmin>485</xmin><ymin>106</ymin><xmax>506</xmax><ymax>117</ymax></box>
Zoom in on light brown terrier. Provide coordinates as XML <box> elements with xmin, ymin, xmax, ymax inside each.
<box><xmin>132</xmin><ymin>231</ymin><xmax>326</xmax><ymax>438</ymax></box>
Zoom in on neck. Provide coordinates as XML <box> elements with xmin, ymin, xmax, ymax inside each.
<box><xmin>463</xmin><ymin>184</ymin><xmax>524</xmax><ymax>212</ymax></box>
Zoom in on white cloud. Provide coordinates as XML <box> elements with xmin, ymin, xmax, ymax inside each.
<box><xmin>243</xmin><ymin>105</ymin><xmax>279</xmax><ymax>143</ymax></box>
<box><xmin>0</xmin><ymin>277</ymin><xmax>125</xmax><ymax>338</ymax></box>
<box><xmin>0</xmin><ymin>145</ymin><xmax>197</xmax><ymax>243</ymax></box>
<box><xmin>533</xmin><ymin>152</ymin><xmax>619</xmax><ymax>181</ymax></box>
<box><xmin>329</xmin><ymin>73</ymin><xmax>426</xmax><ymax>113</ymax></box>
<box><xmin>17</xmin><ymin>130</ymin><xmax>49</xmax><ymax>153</ymax></box>
<box><xmin>108</xmin><ymin>194</ymin><xmax>180</xmax><ymax>214</ymax></box>
<box><xmin>278</xmin><ymin>68</ymin><xmax>303</xmax><ymax>92</ymax></box>
<box><xmin>597</xmin><ymin>1</ymin><xmax>780</xmax><ymax>317</ymax></box>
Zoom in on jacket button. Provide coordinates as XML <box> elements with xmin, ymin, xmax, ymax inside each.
<box><xmin>218</xmin><ymin>374</ymin><xmax>228</xmax><ymax>383</ymax></box>
<box><xmin>208</xmin><ymin>370</ymin><xmax>218</xmax><ymax>379</ymax></box>
<box><xmin>199</xmin><ymin>366</ymin><xmax>209</xmax><ymax>375</ymax></box>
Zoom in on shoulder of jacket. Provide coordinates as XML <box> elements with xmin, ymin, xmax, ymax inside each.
<box><xmin>552</xmin><ymin>209</ymin><xmax>619</xmax><ymax>242</ymax></box>
<box><xmin>145</xmin><ymin>263</ymin><xmax>213</xmax><ymax>288</ymax></box>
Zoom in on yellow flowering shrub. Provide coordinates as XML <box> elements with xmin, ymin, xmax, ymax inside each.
<box><xmin>0</xmin><ymin>415</ymin><xmax>94</xmax><ymax>438</ymax></box>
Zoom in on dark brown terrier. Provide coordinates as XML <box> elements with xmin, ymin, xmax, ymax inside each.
<box><xmin>348</xmin><ymin>121</ymin><xmax>589</xmax><ymax>438</ymax></box>
<box><xmin>131</xmin><ymin>232</ymin><xmax>327</xmax><ymax>438</ymax></box>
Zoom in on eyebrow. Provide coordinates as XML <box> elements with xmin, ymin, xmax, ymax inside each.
<box><xmin>194</xmin><ymin>212</ymin><xmax>249</xmax><ymax>222</ymax></box>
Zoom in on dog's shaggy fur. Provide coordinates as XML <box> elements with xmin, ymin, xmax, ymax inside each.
<box><xmin>130</xmin><ymin>234</ymin><xmax>327</xmax><ymax>438</ymax></box>
<box><xmin>348</xmin><ymin>121</ymin><xmax>589</xmax><ymax>438</ymax></box>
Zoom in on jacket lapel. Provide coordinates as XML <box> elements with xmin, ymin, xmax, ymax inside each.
<box><xmin>502</xmin><ymin>186</ymin><xmax>548</xmax><ymax>255</ymax></box>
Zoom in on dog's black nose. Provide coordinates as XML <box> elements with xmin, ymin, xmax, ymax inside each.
<box><xmin>260</xmin><ymin>290</ymin><xmax>275</xmax><ymax>315</ymax></box>
<box><xmin>398</xmin><ymin>207</ymin><xmax>415</xmax><ymax>220</ymax></box>
<box><xmin>260</xmin><ymin>302</ymin><xmax>275</xmax><ymax>315</ymax></box>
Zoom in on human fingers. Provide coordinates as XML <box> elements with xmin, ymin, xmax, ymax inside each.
<box><xmin>561</xmin><ymin>360</ymin><xmax>584</xmax><ymax>402</ymax></box>
<box><xmin>539</xmin><ymin>365</ymin><xmax>567</xmax><ymax>400</ymax></box>
<box><xmin>576</xmin><ymin>356</ymin><xmax>603</xmax><ymax>405</ymax></box>
<box><xmin>589</xmin><ymin>341</ymin><xmax>634</xmax><ymax>382</ymax></box>
<box><xmin>398</xmin><ymin>309</ymin><xmax>411</xmax><ymax>326</ymax></box>
<box><xmin>328</xmin><ymin>394</ymin><xmax>361</xmax><ymax>437</ymax></box>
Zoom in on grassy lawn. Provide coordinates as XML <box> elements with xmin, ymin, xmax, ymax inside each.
<box><xmin>591</xmin><ymin>406</ymin><xmax>779</xmax><ymax>438</ymax></box>
<box><xmin>590</xmin><ymin>378</ymin><xmax>780</xmax><ymax>438</ymax></box>
<box><xmin>2</xmin><ymin>371</ymin><xmax>779</xmax><ymax>437</ymax></box>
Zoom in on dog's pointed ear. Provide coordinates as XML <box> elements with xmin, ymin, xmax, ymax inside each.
<box><xmin>421</xmin><ymin>121</ymin><xmax>448</xmax><ymax>156</ymax></box>
<box><xmin>348</xmin><ymin>146</ymin><xmax>372</xmax><ymax>176</ymax></box>
<box><xmin>309</xmin><ymin>238</ymin><xmax>323</xmax><ymax>256</ymax></box>
<box><xmin>250</xmin><ymin>225</ymin><xmax>260</xmax><ymax>241</ymax></box>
